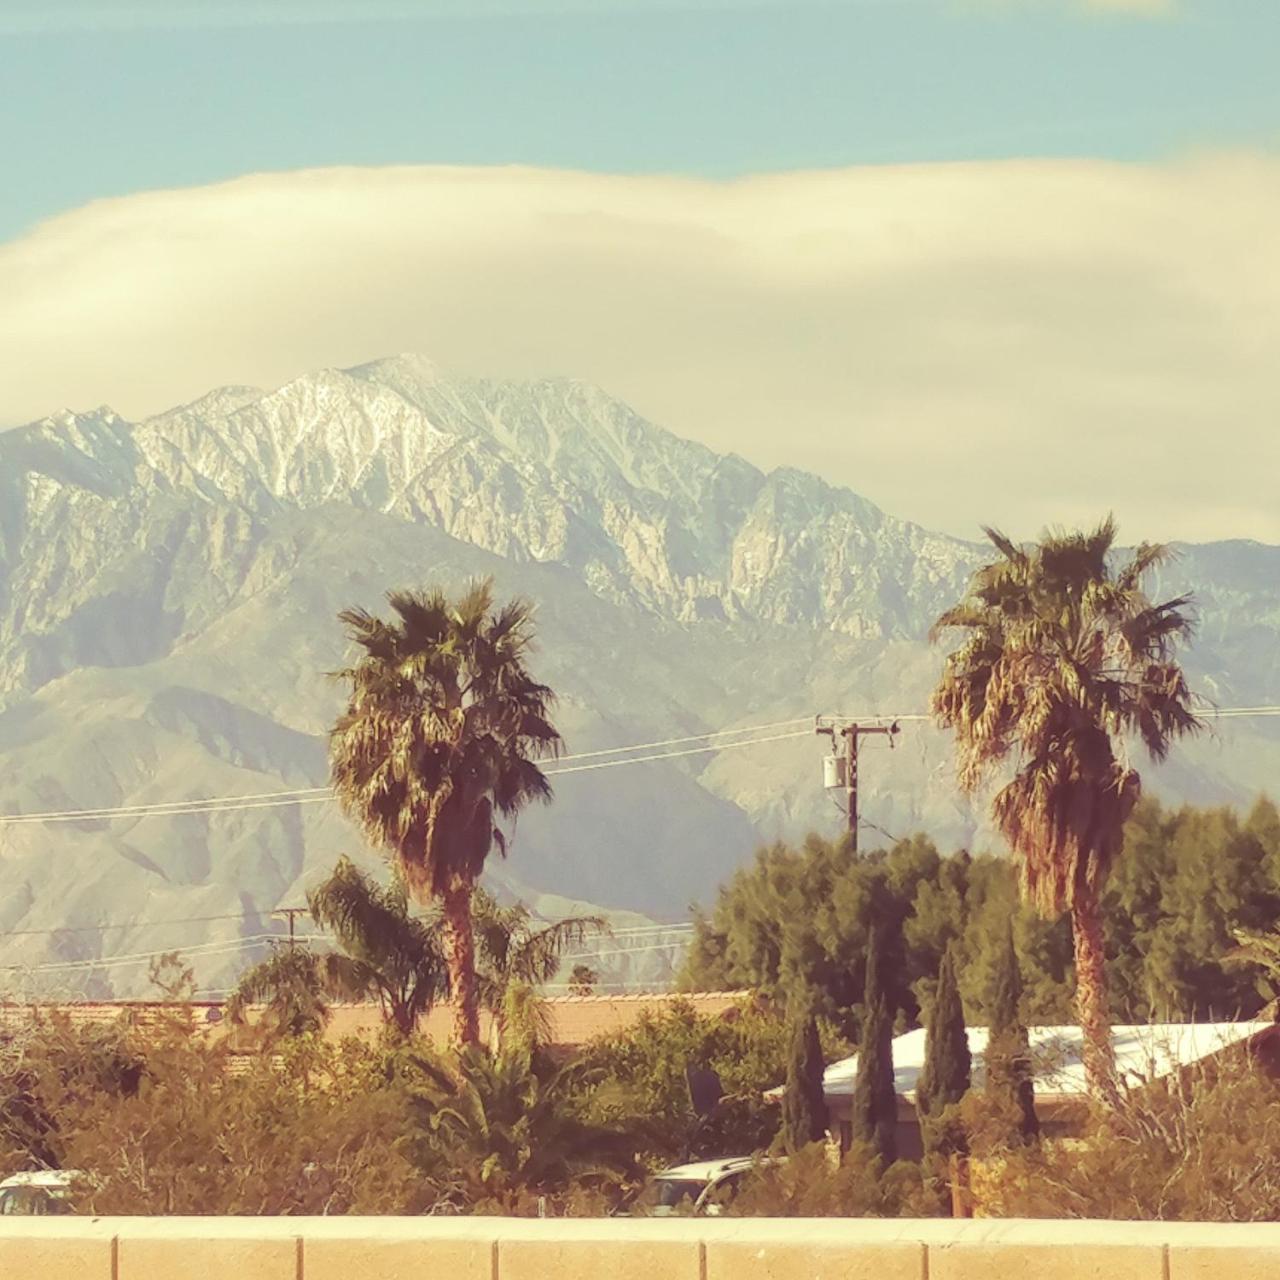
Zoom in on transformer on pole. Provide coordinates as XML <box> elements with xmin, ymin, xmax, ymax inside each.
<box><xmin>816</xmin><ymin>715</ymin><xmax>899</xmax><ymax>854</ymax></box>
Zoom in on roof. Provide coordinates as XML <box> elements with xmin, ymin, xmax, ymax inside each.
<box><xmin>819</xmin><ymin>1021</ymin><xmax>1276</xmax><ymax>1100</ymax></box>
<box><xmin>653</xmin><ymin>1158</ymin><xmax>757</xmax><ymax>1182</ymax></box>
<box><xmin>0</xmin><ymin>992</ymin><xmax>749</xmax><ymax>1051</ymax></box>
<box><xmin>0</xmin><ymin>1170</ymin><xmax>81</xmax><ymax>1189</ymax></box>
<box><xmin>415</xmin><ymin>991</ymin><xmax>749</xmax><ymax>1048</ymax></box>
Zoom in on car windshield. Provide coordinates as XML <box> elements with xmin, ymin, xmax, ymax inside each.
<box><xmin>636</xmin><ymin>1178</ymin><xmax>706</xmax><ymax>1211</ymax></box>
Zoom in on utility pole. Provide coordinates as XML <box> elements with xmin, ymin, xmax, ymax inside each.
<box><xmin>272</xmin><ymin>906</ymin><xmax>308</xmax><ymax>949</ymax></box>
<box><xmin>816</xmin><ymin>716</ymin><xmax>899</xmax><ymax>854</ymax></box>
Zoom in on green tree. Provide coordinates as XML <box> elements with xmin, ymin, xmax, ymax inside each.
<box><xmin>329</xmin><ymin>581</ymin><xmax>562</xmax><ymax>1048</ymax></box>
<box><xmin>576</xmin><ymin>996</ymin><xmax>803</xmax><ymax>1163</ymax></box>
<box><xmin>984</xmin><ymin>922</ymin><xmax>1038</xmax><ymax>1144</ymax></box>
<box><xmin>568</xmin><ymin>964</ymin><xmax>599</xmax><ymax>996</ymax></box>
<box><xmin>780</xmin><ymin>1004</ymin><xmax>828</xmax><ymax>1152</ymax></box>
<box><xmin>916</xmin><ymin>945</ymin><xmax>970</xmax><ymax>1157</ymax></box>
<box><xmin>307</xmin><ymin>856</ymin><xmax>450</xmax><ymax>1038</ymax></box>
<box><xmin>931</xmin><ymin>518</ymin><xmax>1201</xmax><ymax>1097</ymax></box>
<box><xmin>226</xmin><ymin>945</ymin><xmax>330</xmax><ymax>1040</ymax></box>
<box><xmin>850</xmin><ymin>924</ymin><xmax>897</xmax><ymax>1164</ymax></box>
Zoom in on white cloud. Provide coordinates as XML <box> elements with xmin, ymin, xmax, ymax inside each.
<box><xmin>1083</xmin><ymin>0</ymin><xmax>1173</xmax><ymax>12</ymax></box>
<box><xmin>1</xmin><ymin>156</ymin><xmax>1277</xmax><ymax>545</ymax></box>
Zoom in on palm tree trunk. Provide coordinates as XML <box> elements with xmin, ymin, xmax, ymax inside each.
<box><xmin>1071</xmin><ymin>889</ymin><xmax>1119</xmax><ymax>1104</ymax></box>
<box><xmin>442</xmin><ymin>879</ymin><xmax>481</xmax><ymax>1048</ymax></box>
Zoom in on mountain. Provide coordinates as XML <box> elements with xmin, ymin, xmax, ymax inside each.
<box><xmin>0</xmin><ymin>355</ymin><xmax>1276</xmax><ymax>996</ymax></box>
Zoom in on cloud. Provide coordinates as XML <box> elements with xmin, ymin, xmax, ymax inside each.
<box><xmin>1</xmin><ymin>156</ymin><xmax>1277</xmax><ymax>546</ymax></box>
<box><xmin>1084</xmin><ymin>0</ymin><xmax>1173</xmax><ymax>12</ymax></box>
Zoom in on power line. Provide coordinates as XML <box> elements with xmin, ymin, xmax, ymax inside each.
<box><xmin>0</xmin><ymin>911</ymin><xmax>279</xmax><ymax>939</ymax></box>
<box><xmin>545</xmin><ymin>729</ymin><xmax>811</xmax><ymax>777</ymax></box>
<box><xmin>550</xmin><ymin>717</ymin><xmax>812</xmax><ymax>763</ymax></box>
<box><xmin>0</xmin><ymin>725</ymin><xmax>815</xmax><ymax>825</ymax></box>
<box><xmin>6</xmin><ymin>705</ymin><xmax>1278</xmax><ymax>828</ymax></box>
<box><xmin>0</xmin><ymin>934</ymin><xmax>281</xmax><ymax>975</ymax></box>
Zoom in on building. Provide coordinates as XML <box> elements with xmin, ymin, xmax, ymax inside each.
<box><xmin>815</xmin><ymin>1021</ymin><xmax>1280</xmax><ymax>1158</ymax></box>
<box><xmin>0</xmin><ymin>990</ymin><xmax>750</xmax><ymax>1054</ymax></box>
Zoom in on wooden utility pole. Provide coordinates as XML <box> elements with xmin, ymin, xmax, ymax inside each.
<box><xmin>272</xmin><ymin>906</ymin><xmax>308</xmax><ymax>949</ymax></box>
<box><xmin>816</xmin><ymin>717</ymin><xmax>899</xmax><ymax>853</ymax></box>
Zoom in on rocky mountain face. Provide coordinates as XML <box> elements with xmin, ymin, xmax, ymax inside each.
<box><xmin>0</xmin><ymin>355</ymin><xmax>1276</xmax><ymax>995</ymax></box>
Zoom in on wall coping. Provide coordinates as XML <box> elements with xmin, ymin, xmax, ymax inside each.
<box><xmin>2</xmin><ymin>1216</ymin><xmax>1279</xmax><ymax>1246</ymax></box>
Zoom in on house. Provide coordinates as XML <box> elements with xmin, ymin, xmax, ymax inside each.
<box><xmin>813</xmin><ymin>1021</ymin><xmax>1280</xmax><ymax>1158</ymax></box>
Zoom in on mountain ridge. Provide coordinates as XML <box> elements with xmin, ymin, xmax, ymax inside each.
<box><xmin>0</xmin><ymin>356</ymin><xmax>1276</xmax><ymax>995</ymax></box>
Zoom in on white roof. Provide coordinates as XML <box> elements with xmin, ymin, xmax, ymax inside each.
<box><xmin>654</xmin><ymin>1158</ymin><xmax>756</xmax><ymax>1182</ymax></box>
<box><xmin>0</xmin><ymin>1169</ymin><xmax>81</xmax><ymax>1190</ymax></box>
<box><xmin>821</xmin><ymin>1021</ymin><xmax>1274</xmax><ymax>1099</ymax></box>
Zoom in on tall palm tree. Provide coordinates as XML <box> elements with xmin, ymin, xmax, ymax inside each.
<box><xmin>307</xmin><ymin>856</ymin><xmax>449</xmax><ymax>1038</ymax></box>
<box><xmin>471</xmin><ymin>890</ymin><xmax>606</xmax><ymax>1051</ymax></box>
<box><xmin>329</xmin><ymin>580</ymin><xmax>563</xmax><ymax>1048</ymax></box>
<box><xmin>931</xmin><ymin>518</ymin><xmax>1200</xmax><ymax>1098</ymax></box>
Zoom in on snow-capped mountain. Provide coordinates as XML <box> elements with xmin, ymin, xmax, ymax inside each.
<box><xmin>0</xmin><ymin>356</ymin><xmax>1276</xmax><ymax>995</ymax></box>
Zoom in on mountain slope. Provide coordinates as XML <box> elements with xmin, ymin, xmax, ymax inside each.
<box><xmin>0</xmin><ymin>357</ymin><xmax>1276</xmax><ymax>995</ymax></box>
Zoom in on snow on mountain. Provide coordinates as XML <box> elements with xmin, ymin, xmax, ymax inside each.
<box><xmin>0</xmin><ymin>356</ymin><xmax>1276</xmax><ymax>995</ymax></box>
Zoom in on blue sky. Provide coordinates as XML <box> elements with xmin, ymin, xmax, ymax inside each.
<box><xmin>2</xmin><ymin>0</ymin><xmax>1277</xmax><ymax>242</ymax></box>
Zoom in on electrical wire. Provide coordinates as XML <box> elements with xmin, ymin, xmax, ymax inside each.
<box><xmin>0</xmin><ymin>724</ymin><xmax>816</xmax><ymax>825</ymax></box>
<box><xmin>5</xmin><ymin>706</ymin><xmax>1277</xmax><ymax>827</ymax></box>
<box><xmin>0</xmin><ymin>934</ymin><xmax>281</xmax><ymax>974</ymax></box>
<box><xmin>0</xmin><ymin>716</ymin><xmax>815</xmax><ymax>826</ymax></box>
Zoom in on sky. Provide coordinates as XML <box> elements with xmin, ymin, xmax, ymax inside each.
<box><xmin>1</xmin><ymin>0</ymin><xmax>1278</xmax><ymax>543</ymax></box>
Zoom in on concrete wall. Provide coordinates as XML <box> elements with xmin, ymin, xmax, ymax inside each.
<box><xmin>4</xmin><ymin>1216</ymin><xmax>1280</xmax><ymax>1280</ymax></box>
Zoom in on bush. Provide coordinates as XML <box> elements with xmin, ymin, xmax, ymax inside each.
<box><xmin>725</xmin><ymin>1143</ymin><xmax>946</xmax><ymax>1218</ymax></box>
<box><xmin>974</xmin><ymin>1048</ymin><xmax>1280</xmax><ymax>1221</ymax></box>
<box><xmin>576</xmin><ymin>996</ymin><xmax>845</xmax><ymax>1165</ymax></box>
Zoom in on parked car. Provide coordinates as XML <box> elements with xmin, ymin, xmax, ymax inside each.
<box><xmin>0</xmin><ymin>1170</ymin><xmax>81</xmax><ymax>1215</ymax></box>
<box><xmin>632</xmin><ymin>1156</ymin><xmax>769</xmax><ymax>1216</ymax></box>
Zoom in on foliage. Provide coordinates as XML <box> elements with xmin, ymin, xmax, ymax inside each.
<box><xmin>780</xmin><ymin>1008</ymin><xmax>827</xmax><ymax>1152</ymax></box>
<box><xmin>682</xmin><ymin>797</ymin><xmax>1280</xmax><ymax>1033</ymax></box>
<box><xmin>726</xmin><ymin>1142</ymin><xmax>945</xmax><ymax>1218</ymax></box>
<box><xmin>984</xmin><ymin>922</ymin><xmax>1039</xmax><ymax>1145</ymax></box>
<box><xmin>402</xmin><ymin>1043</ymin><xmax>639</xmax><ymax>1213</ymax></box>
<box><xmin>329</xmin><ymin>579</ymin><xmax>562</xmax><ymax>1046</ymax></box>
<box><xmin>850</xmin><ymin>924</ymin><xmax>897</xmax><ymax>1164</ymax></box>
<box><xmin>226</xmin><ymin>945</ymin><xmax>330</xmax><ymax>1040</ymax></box>
<box><xmin>307</xmin><ymin>855</ymin><xmax>449</xmax><ymax>1037</ymax></box>
<box><xmin>931</xmin><ymin>518</ymin><xmax>1201</xmax><ymax>1095</ymax></box>
<box><xmin>974</xmin><ymin>1048</ymin><xmax>1280</xmax><ymax>1221</ymax></box>
<box><xmin>471</xmin><ymin>890</ymin><xmax>605</xmax><ymax>1052</ymax></box>
<box><xmin>568</xmin><ymin>964</ymin><xmax>598</xmax><ymax>996</ymax></box>
<box><xmin>576</xmin><ymin>996</ymin><xmax>828</xmax><ymax>1164</ymax></box>
<box><xmin>0</xmin><ymin>1008</ymin><xmax>424</xmax><ymax>1214</ymax></box>
<box><xmin>0</xmin><ymin>1013</ymin><xmax>144</xmax><ymax>1172</ymax></box>
<box><xmin>917</xmin><ymin>946</ymin><xmax>971</xmax><ymax>1157</ymax></box>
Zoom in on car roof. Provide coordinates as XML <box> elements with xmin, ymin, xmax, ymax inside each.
<box><xmin>0</xmin><ymin>1170</ymin><xmax>82</xmax><ymax>1190</ymax></box>
<box><xmin>654</xmin><ymin>1158</ymin><xmax>757</xmax><ymax>1182</ymax></box>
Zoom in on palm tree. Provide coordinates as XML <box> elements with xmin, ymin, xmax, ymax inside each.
<box><xmin>931</xmin><ymin>518</ymin><xmax>1200</xmax><ymax>1098</ymax></box>
<box><xmin>329</xmin><ymin>580</ymin><xmax>563</xmax><ymax>1048</ymax></box>
<box><xmin>405</xmin><ymin>1044</ymin><xmax>639</xmax><ymax>1210</ymax></box>
<box><xmin>471</xmin><ymin>890</ymin><xmax>606</xmax><ymax>1051</ymax></box>
<box><xmin>307</xmin><ymin>856</ymin><xmax>449</xmax><ymax>1038</ymax></box>
<box><xmin>226</xmin><ymin>945</ymin><xmax>329</xmax><ymax>1039</ymax></box>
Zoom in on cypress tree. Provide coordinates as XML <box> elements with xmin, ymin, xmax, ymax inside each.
<box><xmin>985</xmin><ymin>922</ymin><xmax>1039</xmax><ymax>1143</ymax></box>
<box><xmin>850</xmin><ymin>923</ymin><xmax>897</xmax><ymax>1165</ymax></box>
<box><xmin>780</xmin><ymin>1004</ymin><xmax>828</xmax><ymax>1152</ymax></box>
<box><xmin>917</xmin><ymin>944</ymin><xmax>971</xmax><ymax>1157</ymax></box>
